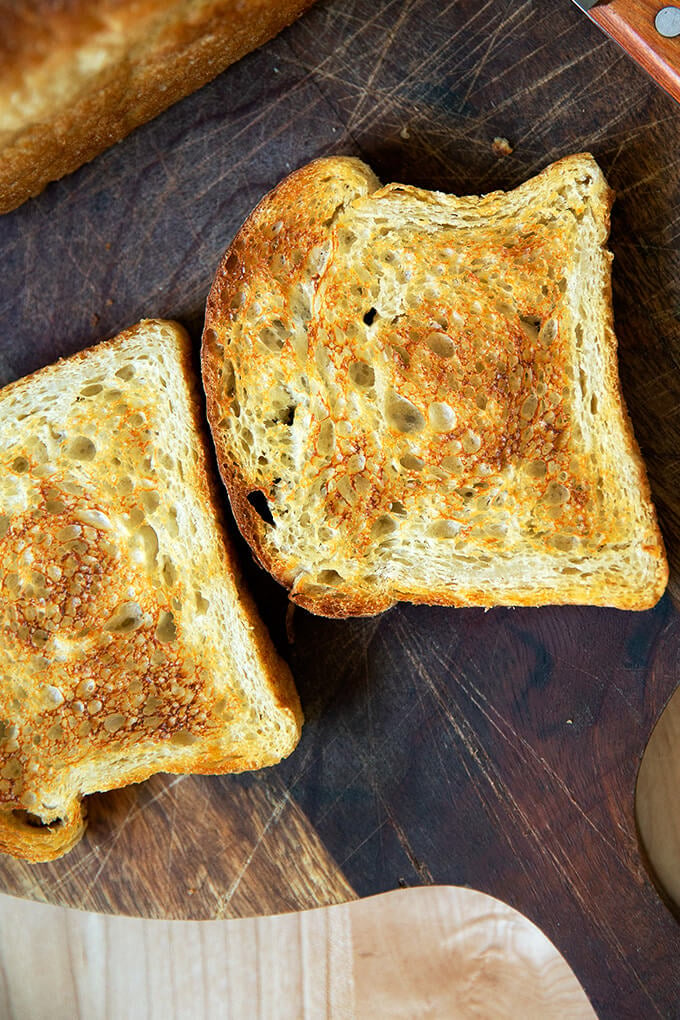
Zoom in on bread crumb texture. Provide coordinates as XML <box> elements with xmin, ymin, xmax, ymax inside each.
<box><xmin>202</xmin><ymin>155</ymin><xmax>667</xmax><ymax>617</ymax></box>
<box><xmin>0</xmin><ymin>320</ymin><xmax>301</xmax><ymax>861</ymax></box>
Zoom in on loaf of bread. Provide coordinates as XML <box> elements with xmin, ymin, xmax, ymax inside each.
<box><xmin>0</xmin><ymin>0</ymin><xmax>317</xmax><ymax>214</ymax></box>
<box><xmin>202</xmin><ymin>154</ymin><xmax>668</xmax><ymax>617</ymax></box>
<box><xmin>0</xmin><ymin>319</ymin><xmax>302</xmax><ymax>862</ymax></box>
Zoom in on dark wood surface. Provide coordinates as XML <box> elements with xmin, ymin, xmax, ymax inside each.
<box><xmin>1</xmin><ymin>1</ymin><xmax>679</xmax><ymax>1016</ymax></box>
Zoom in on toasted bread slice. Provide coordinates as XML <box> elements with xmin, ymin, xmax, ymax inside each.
<box><xmin>0</xmin><ymin>320</ymin><xmax>302</xmax><ymax>862</ymax></box>
<box><xmin>202</xmin><ymin>155</ymin><xmax>668</xmax><ymax>617</ymax></box>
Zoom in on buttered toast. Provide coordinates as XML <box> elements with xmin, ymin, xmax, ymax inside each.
<box><xmin>0</xmin><ymin>320</ymin><xmax>302</xmax><ymax>862</ymax></box>
<box><xmin>202</xmin><ymin>155</ymin><xmax>667</xmax><ymax>617</ymax></box>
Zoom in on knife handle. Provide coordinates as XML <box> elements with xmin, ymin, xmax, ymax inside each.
<box><xmin>589</xmin><ymin>0</ymin><xmax>680</xmax><ymax>102</ymax></box>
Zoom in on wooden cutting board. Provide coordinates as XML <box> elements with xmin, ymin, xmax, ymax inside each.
<box><xmin>0</xmin><ymin>1</ymin><xmax>679</xmax><ymax>1016</ymax></box>
<box><xmin>0</xmin><ymin>886</ymin><xmax>597</xmax><ymax>1018</ymax></box>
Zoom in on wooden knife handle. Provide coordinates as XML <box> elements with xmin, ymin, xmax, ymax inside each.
<box><xmin>589</xmin><ymin>0</ymin><xmax>680</xmax><ymax>101</ymax></box>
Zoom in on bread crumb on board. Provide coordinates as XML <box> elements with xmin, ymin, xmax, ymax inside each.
<box><xmin>492</xmin><ymin>136</ymin><xmax>514</xmax><ymax>156</ymax></box>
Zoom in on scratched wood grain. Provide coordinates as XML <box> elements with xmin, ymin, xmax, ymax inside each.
<box><xmin>0</xmin><ymin>1</ymin><xmax>679</xmax><ymax>1018</ymax></box>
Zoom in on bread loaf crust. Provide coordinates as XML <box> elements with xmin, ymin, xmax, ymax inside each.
<box><xmin>202</xmin><ymin>155</ymin><xmax>668</xmax><ymax>617</ymax></box>
<box><xmin>0</xmin><ymin>0</ymin><xmax>317</xmax><ymax>213</ymax></box>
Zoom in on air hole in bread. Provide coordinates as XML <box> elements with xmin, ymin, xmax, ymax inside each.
<box><xmin>519</xmin><ymin>316</ymin><xmax>541</xmax><ymax>342</ymax></box>
<box><xmin>520</xmin><ymin>394</ymin><xmax>538</xmax><ymax>420</ymax></box>
<box><xmin>259</xmin><ymin>321</ymin><xmax>288</xmax><ymax>353</ymax></box>
<box><xmin>221</xmin><ymin>359</ymin><xmax>235</xmax><ymax>398</ymax></box>
<box><xmin>552</xmin><ymin>534</ymin><xmax>577</xmax><ymax>551</ymax></box>
<box><xmin>156</xmin><ymin>610</ymin><xmax>177</xmax><ymax>644</ymax></box>
<box><xmin>167</xmin><ymin>507</ymin><xmax>179</xmax><ymax>539</ymax></box>
<box><xmin>240</xmin><ymin>428</ymin><xmax>255</xmax><ymax>451</ymax></box>
<box><xmin>526</xmin><ymin>459</ymin><xmax>547</xmax><ymax>479</ymax></box>
<box><xmin>348</xmin><ymin>361</ymin><xmax>375</xmax><ymax>387</ymax></box>
<box><xmin>194</xmin><ymin>590</ymin><xmax>209</xmax><ymax>615</ymax></box>
<box><xmin>225</xmin><ymin>253</ymin><xmax>238</xmax><ymax>275</ymax></box>
<box><xmin>317</xmin><ymin>569</ymin><xmax>344</xmax><ymax>586</ymax></box>
<box><xmin>291</xmin><ymin>291</ymin><xmax>311</xmax><ymax>324</ymax></box>
<box><xmin>138</xmin><ymin>525</ymin><xmax>159</xmax><ymax>568</ymax></box>
<box><xmin>80</xmin><ymin>383</ymin><xmax>103</xmax><ymax>397</ymax></box>
<box><xmin>170</xmin><ymin>729</ymin><xmax>199</xmax><ymax>747</ymax></box>
<box><xmin>363</xmin><ymin>307</ymin><xmax>377</xmax><ymax>326</ymax></box>
<box><xmin>11</xmin><ymin>456</ymin><xmax>29</xmax><ymax>473</ymax></box>
<box><xmin>279</xmin><ymin>406</ymin><xmax>296</xmax><ymax>427</ymax></box>
<box><xmin>541</xmin><ymin>319</ymin><xmax>558</xmax><ymax>347</ymax></box>
<box><xmin>400</xmin><ymin>453</ymin><xmax>424</xmax><ymax>471</ymax></box>
<box><xmin>590</xmin><ymin>394</ymin><xmax>598</xmax><ymax>415</ymax></box>
<box><xmin>76</xmin><ymin>678</ymin><xmax>95</xmax><ymax>700</ymax></box>
<box><xmin>429</xmin><ymin>402</ymin><xmax>456</xmax><ymax>432</ymax></box>
<box><xmin>425</xmin><ymin>332</ymin><xmax>455</xmax><ymax>358</ymax></box>
<box><xmin>544</xmin><ymin>482</ymin><xmax>569</xmax><ymax>506</ymax></box>
<box><xmin>12</xmin><ymin>809</ymin><xmax>63</xmax><ymax>831</ymax></box>
<box><xmin>389</xmin><ymin>342</ymin><xmax>410</xmax><ymax>369</ymax></box>
<box><xmin>103</xmin><ymin>713</ymin><xmax>126</xmax><ymax>734</ymax></box>
<box><xmin>161</xmin><ymin>558</ymin><xmax>176</xmax><ymax>587</ymax></box>
<box><xmin>428</xmin><ymin>520</ymin><xmax>460</xmax><ymax>539</ymax></box>
<box><xmin>441</xmin><ymin>456</ymin><xmax>463</xmax><ymax>474</ymax></box>
<box><xmin>247</xmin><ymin>490</ymin><xmax>275</xmax><ymax>526</ymax></box>
<box><xmin>371</xmin><ymin>515</ymin><xmax>397</xmax><ymax>539</ymax></box>
<box><xmin>386</xmin><ymin>392</ymin><xmax>425</xmax><ymax>434</ymax></box>
<box><xmin>116</xmin><ymin>365</ymin><xmax>135</xmax><ymax>381</ymax></box>
<box><xmin>461</xmin><ymin>431</ymin><xmax>481</xmax><ymax>454</ymax></box>
<box><xmin>141</xmin><ymin>490</ymin><xmax>160</xmax><ymax>513</ymax></box>
<box><xmin>105</xmin><ymin>602</ymin><xmax>144</xmax><ymax>634</ymax></box>
<box><xmin>390</xmin><ymin>500</ymin><xmax>407</xmax><ymax>516</ymax></box>
<box><xmin>128</xmin><ymin>506</ymin><xmax>144</xmax><ymax>529</ymax></box>
<box><xmin>340</xmin><ymin>229</ymin><xmax>357</xmax><ymax>247</ymax></box>
<box><xmin>317</xmin><ymin>420</ymin><xmax>336</xmax><ymax>456</ymax></box>
<box><xmin>67</xmin><ymin>436</ymin><xmax>96</xmax><ymax>461</ymax></box>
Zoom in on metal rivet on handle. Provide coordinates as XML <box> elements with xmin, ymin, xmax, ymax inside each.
<box><xmin>655</xmin><ymin>6</ymin><xmax>680</xmax><ymax>37</ymax></box>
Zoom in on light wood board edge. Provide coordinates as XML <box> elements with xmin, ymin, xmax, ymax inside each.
<box><xmin>0</xmin><ymin>885</ymin><xmax>595</xmax><ymax>1019</ymax></box>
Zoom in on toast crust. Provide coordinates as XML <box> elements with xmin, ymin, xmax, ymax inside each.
<box><xmin>0</xmin><ymin>320</ymin><xmax>302</xmax><ymax>861</ymax></box>
<box><xmin>0</xmin><ymin>0</ymin><xmax>316</xmax><ymax>213</ymax></box>
<box><xmin>202</xmin><ymin>156</ymin><xmax>668</xmax><ymax>618</ymax></box>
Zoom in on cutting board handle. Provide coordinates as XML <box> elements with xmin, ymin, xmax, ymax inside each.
<box><xmin>589</xmin><ymin>0</ymin><xmax>680</xmax><ymax>101</ymax></box>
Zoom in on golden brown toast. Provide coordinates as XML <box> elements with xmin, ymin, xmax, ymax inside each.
<box><xmin>0</xmin><ymin>320</ymin><xmax>302</xmax><ymax>861</ymax></box>
<box><xmin>202</xmin><ymin>155</ymin><xmax>667</xmax><ymax>617</ymax></box>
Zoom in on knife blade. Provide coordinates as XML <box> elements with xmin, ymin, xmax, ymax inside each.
<box><xmin>571</xmin><ymin>0</ymin><xmax>680</xmax><ymax>102</ymax></box>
